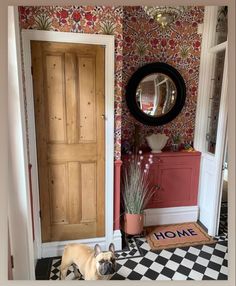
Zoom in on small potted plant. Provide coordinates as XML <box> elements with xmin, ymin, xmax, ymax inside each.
<box><xmin>171</xmin><ymin>133</ymin><xmax>181</xmax><ymax>152</ymax></box>
<box><xmin>122</xmin><ymin>151</ymin><xmax>155</xmax><ymax>235</ymax></box>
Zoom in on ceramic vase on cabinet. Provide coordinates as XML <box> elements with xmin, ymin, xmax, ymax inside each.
<box><xmin>146</xmin><ymin>133</ymin><xmax>169</xmax><ymax>153</ymax></box>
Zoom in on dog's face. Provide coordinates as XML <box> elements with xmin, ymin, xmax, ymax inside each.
<box><xmin>94</xmin><ymin>243</ymin><xmax>116</xmax><ymax>276</ymax></box>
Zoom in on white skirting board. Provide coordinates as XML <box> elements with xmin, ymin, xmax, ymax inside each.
<box><xmin>41</xmin><ymin>230</ymin><xmax>122</xmax><ymax>258</ymax></box>
<box><xmin>144</xmin><ymin>206</ymin><xmax>199</xmax><ymax>226</ymax></box>
<box><xmin>41</xmin><ymin>206</ymin><xmax>198</xmax><ymax>257</ymax></box>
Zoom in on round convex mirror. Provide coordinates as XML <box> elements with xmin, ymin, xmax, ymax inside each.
<box><xmin>126</xmin><ymin>62</ymin><xmax>186</xmax><ymax>126</ymax></box>
<box><xmin>136</xmin><ymin>73</ymin><xmax>177</xmax><ymax>117</ymax></box>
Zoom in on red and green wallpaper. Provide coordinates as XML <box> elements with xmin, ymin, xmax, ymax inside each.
<box><xmin>18</xmin><ymin>5</ymin><xmax>204</xmax><ymax>159</ymax></box>
<box><xmin>122</xmin><ymin>6</ymin><xmax>204</xmax><ymax>152</ymax></box>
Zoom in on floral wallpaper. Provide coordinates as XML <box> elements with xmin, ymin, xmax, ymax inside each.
<box><xmin>18</xmin><ymin>5</ymin><xmax>204</xmax><ymax>159</ymax></box>
<box><xmin>18</xmin><ymin>5</ymin><xmax>123</xmax><ymax>160</ymax></box>
<box><xmin>122</xmin><ymin>6</ymin><xmax>204</xmax><ymax>152</ymax></box>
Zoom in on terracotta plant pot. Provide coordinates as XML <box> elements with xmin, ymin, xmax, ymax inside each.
<box><xmin>124</xmin><ymin>213</ymin><xmax>144</xmax><ymax>235</ymax></box>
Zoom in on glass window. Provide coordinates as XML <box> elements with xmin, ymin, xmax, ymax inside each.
<box><xmin>214</xmin><ymin>6</ymin><xmax>228</xmax><ymax>45</ymax></box>
<box><xmin>206</xmin><ymin>50</ymin><xmax>225</xmax><ymax>154</ymax></box>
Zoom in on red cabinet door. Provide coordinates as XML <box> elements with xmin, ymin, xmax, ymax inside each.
<box><xmin>146</xmin><ymin>153</ymin><xmax>200</xmax><ymax>209</ymax></box>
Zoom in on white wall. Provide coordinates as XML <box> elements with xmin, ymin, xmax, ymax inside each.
<box><xmin>0</xmin><ymin>2</ymin><xmax>8</xmax><ymax>282</ymax></box>
<box><xmin>8</xmin><ymin>6</ymin><xmax>35</xmax><ymax>280</ymax></box>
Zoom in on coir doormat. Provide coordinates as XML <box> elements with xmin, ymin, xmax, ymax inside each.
<box><xmin>146</xmin><ymin>222</ymin><xmax>216</xmax><ymax>251</ymax></box>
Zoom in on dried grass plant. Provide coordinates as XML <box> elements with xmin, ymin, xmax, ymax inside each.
<box><xmin>122</xmin><ymin>152</ymin><xmax>155</xmax><ymax>214</ymax></box>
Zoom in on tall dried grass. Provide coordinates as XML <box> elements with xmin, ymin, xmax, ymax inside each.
<box><xmin>122</xmin><ymin>155</ymin><xmax>155</xmax><ymax>214</ymax></box>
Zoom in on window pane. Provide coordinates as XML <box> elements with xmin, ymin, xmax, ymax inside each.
<box><xmin>206</xmin><ymin>50</ymin><xmax>225</xmax><ymax>154</ymax></box>
<box><xmin>214</xmin><ymin>6</ymin><xmax>228</xmax><ymax>45</ymax></box>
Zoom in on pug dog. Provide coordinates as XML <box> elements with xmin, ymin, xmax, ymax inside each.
<box><xmin>60</xmin><ymin>243</ymin><xmax>116</xmax><ymax>280</ymax></box>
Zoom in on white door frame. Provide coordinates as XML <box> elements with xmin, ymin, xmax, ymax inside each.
<box><xmin>8</xmin><ymin>6</ymin><xmax>35</xmax><ymax>279</ymax></box>
<box><xmin>21</xmin><ymin>29</ymin><xmax>121</xmax><ymax>258</ymax></box>
<box><xmin>194</xmin><ymin>6</ymin><xmax>228</xmax><ymax>236</ymax></box>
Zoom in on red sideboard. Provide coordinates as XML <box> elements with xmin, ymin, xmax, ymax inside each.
<box><xmin>122</xmin><ymin>151</ymin><xmax>201</xmax><ymax>210</ymax></box>
<box><xmin>143</xmin><ymin>151</ymin><xmax>201</xmax><ymax>209</ymax></box>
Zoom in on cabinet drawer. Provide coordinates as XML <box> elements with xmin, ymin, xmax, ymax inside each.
<box><xmin>150</xmin><ymin>155</ymin><xmax>200</xmax><ymax>166</ymax></box>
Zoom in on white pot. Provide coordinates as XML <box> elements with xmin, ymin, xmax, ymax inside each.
<box><xmin>146</xmin><ymin>133</ymin><xmax>169</xmax><ymax>153</ymax></box>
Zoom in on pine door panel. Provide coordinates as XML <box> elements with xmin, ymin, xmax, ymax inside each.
<box><xmin>49</xmin><ymin>163</ymin><xmax>68</xmax><ymax>224</ymax></box>
<box><xmin>67</xmin><ymin>162</ymin><xmax>81</xmax><ymax>224</ymax></box>
<box><xmin>48</xmin><ymin>144</ymin><xmax>97</xmax><ymax>162</ymax></box>
<box><xmin>78</xmin><ymin>57</ymin><xmax>96</xmax><ymax>142</ymax></box>
<box><xmin>81</xmin><ymin>162</ymin><xmax>97</xmax><ymax>222</ymax></box>
<box><xmin>65</xmin><ymin>53</ymin><xmax>78</xmax><ymax>144</ymax></box>
<box><xmin>31</xmin><ymin>41</ymin><xmax>105</xmax><ymax>242</ymax></box>
<box><xmin>45</xmin><ymin>54</ymin><xmax>66</xmax><ymax>143</ymax></box>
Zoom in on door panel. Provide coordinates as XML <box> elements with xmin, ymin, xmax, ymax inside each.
<box><xmin>158</xmin><ymin>167</ymin><xmax>192</xmax><ymax>203</ymax></box>
<box><xmin>206</xmin><ymin>50</ymin><xmax>225</xmax><ymax>154</ymax></box>
<box><xmin>65</xmin><ymin>53</ymin><xmax>78</xmax><ymax>144</ymax></box>
<box><xmin>78</xmin><ymin>57</ymin><xmax>96</xmax><ymax>142</ymax></box>
<box><xmin>49</xmin><ymin>163</ymin><xmax>68</xmax><ymax>224</ymax></box>
<box><xmin>198</xmin><ymin>154</ymin><xmax>216</xmax><ymax>229</ymax></box>
<box><xmin>68</xmin><ymin>162</ymin><xmax>81</xmax><ymax>224</ymax></box>
<box><xmin>45</xmin><ymin>54</ymin><xmax>66</xmax><ymax>143</ymax></box>
<box><xmin>144</xmin><ymin>153</ymin><xmax>200</xmax><ymax>209</ymax></box>
<box><xmin>81</xmin><ymin>162</ymin><xmax>97</xmax><ymax>222</ymax></box>
<box><xmin>48</xmin><ymin>143</ymin><xmax>97</xmax><ymax>162</ymax></box>
<box><xmin>31</xmin><ymin>41</ymin><xmax>105</xmax><ymax>242</ymax></box>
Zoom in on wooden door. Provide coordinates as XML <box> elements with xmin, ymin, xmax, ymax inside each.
<box><xmin>31</xmin><ymin>41</ymin><xmax>105</xmax><ymax>242</ymax></box>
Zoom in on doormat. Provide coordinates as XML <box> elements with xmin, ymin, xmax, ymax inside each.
<box><xmin>146</xmin><ymin>222</ymin><xmax>216</xmax><ymax>251</ymax></box>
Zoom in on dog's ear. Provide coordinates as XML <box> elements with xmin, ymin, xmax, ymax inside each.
<box><xmin>94</xmin><ymin>244</ymin><xmax>102</xmax><ymax>257</ymax></box>
<box><xmin>109</xmin><ymin>243</ymin><xmax>115</xmax><ymax>253</ymax></box>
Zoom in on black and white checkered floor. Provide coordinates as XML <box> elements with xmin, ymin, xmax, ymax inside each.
<box><xmin>36</xmin><ymin>202</ymin><xmax>228</xmax><ymax>280</ymax></box>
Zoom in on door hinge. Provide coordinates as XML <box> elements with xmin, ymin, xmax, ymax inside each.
<box><xmin>11</xmin><ymin>255</ymin><xmax>14</xmax><ymax>269</ymax></box>
<box><xmin>31</xmin><ymin>66</ymin><xmax>33</xmax><ymax>76</ymax></box>
<box><xmin>222</xmin><ymin>162</ymin><xmax>228</xmax><ymax>171</ymax></box>
<box><xmin>39</xmin><ymin>210</ymin><xmax>42</xmax><ymax>219</ymax></box>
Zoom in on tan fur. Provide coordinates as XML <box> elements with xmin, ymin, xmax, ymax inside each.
<box><xmin>60</xmin><ymin>244</ymin><xmax>115</xmax><ymax>280</ymax></box>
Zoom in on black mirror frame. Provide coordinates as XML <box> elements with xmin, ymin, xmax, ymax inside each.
<box><xmin>125</xmin><ymin>62</ymin><xmax>186</xmax><ymax>126</ymax></box>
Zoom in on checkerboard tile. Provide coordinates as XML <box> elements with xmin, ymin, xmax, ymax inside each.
<box><xmin>114</xmin><ymin>236</ymin><xmax>143</xmax><ymax>259</ymax></box>
<box><xmin>46</xmin><ymin>233</ymin><xmax>227</xmax><ymax>281</ymax></box>
<box><xmin>49</xmin><ymin>259</ymin><xmax>80</xmax><ymax>280</ymax></box>
<box><xmin>36</xmin><ymin>202</ymin><xmax>228</xmax><ymax>281</ymax></box>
